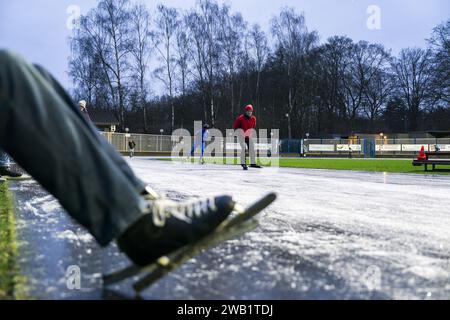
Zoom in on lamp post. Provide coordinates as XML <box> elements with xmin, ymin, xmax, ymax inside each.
<box><xmin>286</xmin><ymin>113</ymin><xmax>292</xmax><ymax>140</ymax></box>
<box><xmin>304</xmin><ymin>133</ymin><xmax>310</xmax><ymax>157</ymax></box>
<box><xmin>160</xmin><ymin>129</ymin><xmax>164</xmax><ymax>152</ymax></box>
<box><xmin>125</xmin><ymin>128</ymin><xmax>130</xmax><ymax>151</ymax></box>
<box><xmin>379</xmin><ymin>133</ymin><xmax>384</xmax><ymax>156</ymax></box>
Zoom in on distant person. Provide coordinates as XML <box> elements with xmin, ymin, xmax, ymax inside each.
<box><xmin>190</xmin><ymin>123</ymin><xmax>210</xmax><ymax>164</ymax></box>
<box><xmin>128</xmin><ymin>140</ymin><xmax>136</xmax><ymax>158</ymax></box>
<box><xmin>233</xmin><ymin>104</ymin><xmax>262</xmax><ymax>170</ymax></box>
<box><xmin>0</xmin><ymin>150</ymin><xmax>22</xmax><ymax>178</ymax></box>
<box><xmin>0</xmin><ymin>50</ymin><xmax>235</xmax><ymax>266</ymax></box>
<box><xmin>79</xmin><ymin>100</ymin><xmax>91</xmax><ymax>122</ymax></box>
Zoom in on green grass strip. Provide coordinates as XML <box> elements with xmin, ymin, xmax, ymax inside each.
<box><xmin>0</xmin><ymin>181</ymin><xmax>27</xmax><ymax>299</ymax></box>
<box><xmin>157</xmin><ymin>157</ymin><xmax>450</xmax><ymax>175</ymax></box>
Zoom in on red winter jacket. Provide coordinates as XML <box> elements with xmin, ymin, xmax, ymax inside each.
<box><xmin>234</xmin><ymin>114</ymin><xmax>257</xmax><ymax>137</ymax></box>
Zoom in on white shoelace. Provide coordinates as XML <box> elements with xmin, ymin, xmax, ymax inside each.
<box><xmin>150</xmin><ymin>197</ymin><xmax>218</xmax><ymax>227</ymax></box>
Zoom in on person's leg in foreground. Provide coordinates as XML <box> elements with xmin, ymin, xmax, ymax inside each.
<box><xmin>31</xmin><ymin>64</ymin><xmax>148</xmax><ymax>195</ymax></box>
<box><xmin>0</xmin><ymin>50</ymin><xmax>235</xmax><ymax>266</ymax></box>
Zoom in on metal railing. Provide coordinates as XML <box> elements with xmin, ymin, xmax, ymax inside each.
<box><xmin>101</xmin><ymin>132</ymin><xmax>175</xmax><ymax>153</ymax></box>
<box><xmin>100</xmin><ymin>132</ymin><xmax>280</xmax><ymax>155</ymax></box>
<box><xmin>100</xmin><ymin>132</ymin><xmax>449</xmax><ymax>157</ymax></box>
<box><xmin>295</xmin><ymin>138</ymin><xmax>450</xmax><ymax>157</ymax></box>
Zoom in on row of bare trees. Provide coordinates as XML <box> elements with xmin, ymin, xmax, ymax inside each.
<box><xmin>69</xmin><ymin>0</ymin><xmax>449</xmax><ymax>137</ymax></box>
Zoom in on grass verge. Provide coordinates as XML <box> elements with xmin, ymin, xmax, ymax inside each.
<box><xmin>0</xmin><ymin>181</ymin><xmax>27</xmax><ymax>299</ymax></box>
<box><xmin>156</xmin><ymin>157</ymin><xmax>450</xmax><ymax>175</ymax></box>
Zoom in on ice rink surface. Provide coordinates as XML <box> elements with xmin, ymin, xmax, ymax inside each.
<box><xmin>10</xmin><ymin>157</ymin><xmax>450</xmax><ymax>299</ymax></box>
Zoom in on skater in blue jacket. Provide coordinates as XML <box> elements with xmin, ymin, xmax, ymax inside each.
<box><xmin>190</xmin><ymin>123</ymin><xmax>210</xmax><ymax>164</ymax></box>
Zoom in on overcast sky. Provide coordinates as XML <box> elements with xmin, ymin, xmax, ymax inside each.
<box><xmin>1</xmin><ymin>0</ymin><xmax>448</xmax><ymax>89</ymax></box>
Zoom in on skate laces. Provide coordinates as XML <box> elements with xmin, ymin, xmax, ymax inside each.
<box><xmin>149</xmin><ymin>197</ymin><xmax>218</xmax><ymax>227</ymax></box>
<box><xmin>142</xmin><ymin>185</ymin><xmax>161</xmax><ymax>200</ymax></box>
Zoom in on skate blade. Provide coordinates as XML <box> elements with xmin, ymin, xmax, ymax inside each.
<box><xmin>103</xmin><ymin>220</ymin><xmax>258</xmax><ymax>287</ymax></box>
<box><xmin>103</xmin><ymin>192</ymin><xmax>277</xmax><ymax>289</ymax></box>
<box><xmin>133</xmin><ymin>219</ymin><xmax>258</xmax><ymax>293</ymax></box>
<box><xmin>3</xmin><ymin>175</ymin><xmax>32</xmax><ymax>181</ymax></box>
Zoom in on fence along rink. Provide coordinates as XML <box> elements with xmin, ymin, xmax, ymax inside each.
<box><xmin>303</xmin><ymin>138</ymin><xmax>450</xmax><ymax>156</ymax></box>
<box><xmin>100</xmin><ymin>132</ymin><xmax>450</xmax><ymax>156</ymax></box>
<box><xmin>100</xmin><ymin>131</ymin><xmax>279</xmax><ymax>155</ymax></box>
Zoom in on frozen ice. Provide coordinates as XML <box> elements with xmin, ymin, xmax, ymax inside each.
<box><xmin>10</xmin><ymin>157</ymin><xmax>450</xmax><ymax>299</ymax></box>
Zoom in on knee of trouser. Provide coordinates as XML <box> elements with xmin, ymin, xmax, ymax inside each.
<box><xmin>0</xmin><ymin>50</ymin><xmax>22</xmax><ymax>68</ymax></box>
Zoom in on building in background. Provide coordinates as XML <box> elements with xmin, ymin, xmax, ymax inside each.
<box><xmin>89</xmin><ymin>109</ymin><xmax>119</xmax><ymax>132</ymax></box>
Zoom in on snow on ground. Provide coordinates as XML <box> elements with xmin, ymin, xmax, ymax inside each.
<box><xmin>128</xmin><ymin>158</ymin><xmax>450</xmax><ymax>299</ymax></box>
<box><xmin>11</xmin><ymin>157</ymin><xmax>450</xmax><ymax>299</ymax></box>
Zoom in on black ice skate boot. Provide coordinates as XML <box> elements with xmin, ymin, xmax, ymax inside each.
<box><xmin>0</xmin><ymin>166</ymin><xmax>23</xmax><ymax>178</ymax></box>
<box><xmin>117</xmin><ymin>195</ymin><xmax>235</xmax><ymax>266</ymax></box>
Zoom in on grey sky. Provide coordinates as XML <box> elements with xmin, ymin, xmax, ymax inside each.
<box><xmin>1</xmin><ymin>0</ymin><xmax>448</xmax><ymax>89</ymax></box>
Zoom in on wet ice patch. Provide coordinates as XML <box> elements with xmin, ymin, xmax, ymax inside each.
<box><xmin>54</xmin><ymin>230</ymin><xmax>94</xmax><ymax>244</ymax></box>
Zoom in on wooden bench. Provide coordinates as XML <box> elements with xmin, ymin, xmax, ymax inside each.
<box><xmin>412</xmin><ymin>151</ymin><xmax>450</xmax><ymax>171</ymax></box>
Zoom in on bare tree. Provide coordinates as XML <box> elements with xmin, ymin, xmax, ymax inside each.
<box><xmin>342</xmin><ymin>41</ymin><xmax>391</xmax><ymax>130</ymax></box>
<box><xmin>315</xmin><ymin>36</ymin><xmax>352</xmax><ymax>133</ymax></box>
<box><xmin>68</xmin><ymin>1</ymin><xmax>447</xmax><ymax>137</ymax></box>
<box><xmin>73</xmin><ymin>0</ymin><xmax>133</xmax><ymax>131</ymax></box>
<box><xmin>97</xmin><ymin>0</ymin><xmax>133</xmax><ymax>130</ymax></box>
<box><xmin>183</xmin><ymin>0</ymin><xmax>222</xmax><ymax>125</ymax></box>
<box><xmin>154</xmin><ymin>4</ymin><xmax>179</xmax><ymax>132</ymax></box>
<box><xmin>363</xmin><ymin>70</ymin><xmax>393</xmax><ymax>129</ymax></box>
<box><xmin>271</xmin><ymin>7</ymin><xmax>318</xmax><ymax>138</ymax></box>
<box><xmin>175</xmin><ymin>19</ymin><xmax>191</xmax><ymax>128</ymax></box>
<box><xmin>428</xmin><ymin>20</ymin><xmax>450</xmax><ymax>105</ymax></box>
<box><xmin>130</xmin><ymin>3</ymin><xmax>152</xmax><ymax>132</ymax></box>
<box><xmin>185</xmin><ymin>10</ymin><xmax>208</xmax><ymax>120</ymax></box>
<box><xmin>198</xmin><ymin>0</ymin><xmax>222</xmax><ymax>125</ymax></box>
<box><xmin>69</xmin><ymin>33</ymin><xmax>103</xmax><ymax>105</ymax></box>
<box><xmin>218</xmin><ymin>5</ymin><xmax>246</xmax><ymax>118</ymax></box>
<box><xmin>392</xmin><ymin>48</ymin><xmax>434</xmax><ymax>131</ymax></box>
<box><xmin>248</xmin><ymin>24</ymin><xmax>269</xmax><ymax>115</ymax></box>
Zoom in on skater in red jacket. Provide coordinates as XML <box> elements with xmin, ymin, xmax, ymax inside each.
<box><xmin>234</xmin><ymin>104</ymin><xmax>262</xmax><ymax>170</ymax></box>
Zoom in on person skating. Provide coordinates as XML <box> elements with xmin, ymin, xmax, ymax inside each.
<box><xmin>190</xmin><ymin>123</ymin><xmax>210</xmax><ymax>164</ymax></box>
<box><xmin>128</xmin><ymin>140</ymin><xmax>136</xmax><ymax>158</ymax></box>
<box><xmin>78</xmin><ymin>100</ymin><xmax>91</xmax><ymax>122</ymax></box>
<box><xmin>0</xmin><ymin>50</ymin><xmax>236</xmax><ymax>267</ymax></box>
<box><xmin>233</xmin><ymin>104</ymin><xmax>262</xmax><ymax>170</ymax></box>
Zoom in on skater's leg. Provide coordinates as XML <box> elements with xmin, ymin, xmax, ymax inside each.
<box><xmin>200</xmin><ymin>141</ymin><xmax>206</xmax><ymax>162</ymax></box>
<box><xmin>31</xmin><ymin>64</ymin><xmax>147</xmax><ymax>193</ymax></box>
<box><xmin>0</xmin><ymin>50</ymin><xmax>145</xmax><ymax>245</ymax></box>
<box><xmin>247</xmin><ymin>137</ymin><xmax>256</xmax><ymax>165</ymax></box>
<box><xmin>239</xmin><ymin>135</ymin><xmax>247</xmax><ymax>165</ymax></box>
<box><xmin>190</xmin><ymin>143</ymin><xmax>196</xmax><ymax>157</ymax></box>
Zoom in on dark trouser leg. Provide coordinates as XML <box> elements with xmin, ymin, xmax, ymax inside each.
<box><xmin>246</xmin><ymin>137</ymin><xmax>256</xmax><ymax>165</ymax></box>
<box><xmin>31</xmin><ymin>64</ymin><xmax>147</xmax><ymax>193</ymax></box>
<box><xmin>190</xmin><ymin>142</ymin><xmax>197</xmax><ymax>157</ymax></box>
<box><xmin>239</xmin><ymin>135</ymin><xmax>246</xmax><ymax>165</ymax></box>
<box><xmin>0</xmin><ymin>50</ymin><xmax>145</xmax><ymax>245</ymax></box>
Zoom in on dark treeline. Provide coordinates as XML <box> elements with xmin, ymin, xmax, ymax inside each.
<box><xmin>69</xmin><ymin>0</ymin><xmax>449</xmax><ymax>138</ymax></box>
